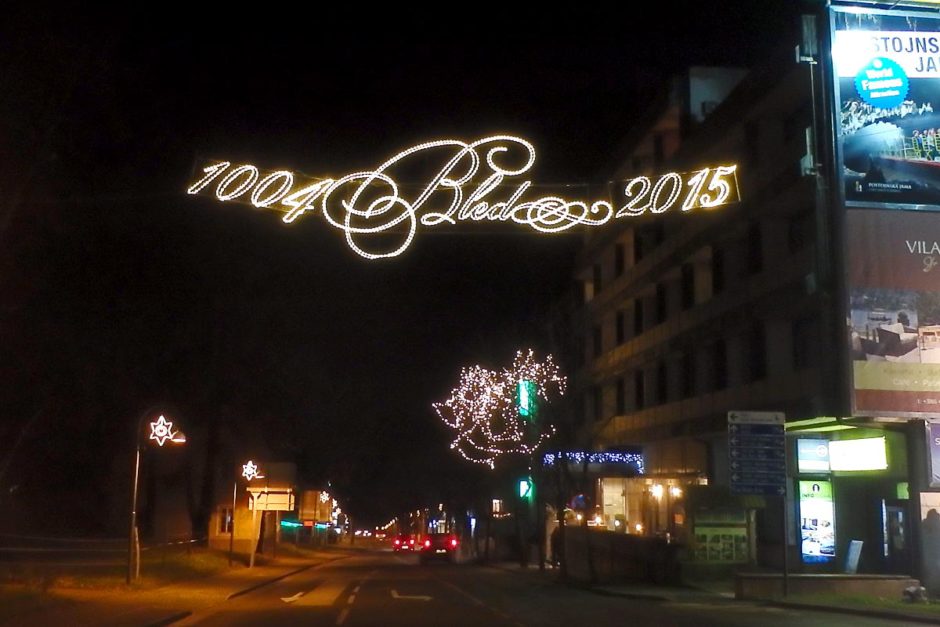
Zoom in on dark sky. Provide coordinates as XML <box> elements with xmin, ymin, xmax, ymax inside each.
<box><xmin>0</xmin><ymin>3</ymin><xmax>807</xmax><ymax>529</ymax></box>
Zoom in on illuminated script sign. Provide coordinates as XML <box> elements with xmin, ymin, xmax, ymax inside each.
<box><xmin>187</xmin><ymin>135</ymin><xmax>740</xmax><ymax>260</ymax></box>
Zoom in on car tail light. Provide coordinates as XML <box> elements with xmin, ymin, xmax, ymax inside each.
<box><xmin>424</xmin><ymin>539</ymin><xmax>431</xmax><ymax>548</ymax></box>
<box><xmin>409</xmin><ymin>538</ymin><xmax>414</xmax><ymax>545</ymax></box>
<box><xmin>394</xmin><ymin>539</ymin><xmax>400</xmax><ymax>545</ymax></box>
<box><xmin>450</xmin><ymin>538</ymin><xmax>458</xmax><ymax>548</ymax></box>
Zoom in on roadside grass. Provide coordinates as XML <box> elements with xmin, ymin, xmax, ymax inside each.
<box><xmin>789</xmin><ymin>591</ymin><xmax>940</xmax><ymax>616</ymax></box>
<box><xmin>0</xmin><ymin>546</ymin><xmax>234</xmax><ymax>591</ymax></box>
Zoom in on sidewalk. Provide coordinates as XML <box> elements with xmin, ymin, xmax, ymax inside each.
<box><xmin>0</xmin><ymin>549</ymin><xmax>349</xmax><ymax>627</ymax></box>
<box><xmin>485</xmin><ymin>560</ymin><xmax>940</xmax><ymax>624</ymax></box>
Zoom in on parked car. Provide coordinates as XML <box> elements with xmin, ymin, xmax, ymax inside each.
<box><xmin>393</xmin><ymin>534</ymin><xmax>416</xmax><ymax>552</ymax></box>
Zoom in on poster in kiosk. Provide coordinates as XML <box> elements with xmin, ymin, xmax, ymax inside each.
<box><xmin>799</xmin><ymin>480</ymin><xmax>835</xmax><ymax>564</ymax></box>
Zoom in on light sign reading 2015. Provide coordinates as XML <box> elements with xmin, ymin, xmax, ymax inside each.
<box><xmin>187</xmin><ymin>135</ymin><xmax>740</xmax><ymax>260</ymax></box>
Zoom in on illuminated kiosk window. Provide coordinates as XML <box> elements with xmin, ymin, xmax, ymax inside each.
<box><xmin>829</xmin><ymin>437</ymin><xmax>888</xmax><ymax>471</ymax></box>
<box><xmin>799</xmin><ymin>480</ymin><xmax>835</xmax><ymax>564</ymax></box>
<box><xmin>492</xmin><ymin>499</ymin><xmax>503</xmax><ymax>514</ymax></box>
<box><xmin>187</xmin><ymin>136</ymin><xmax>740</xmax><ymax>261</ymax></box>
<box><xmin>797</xmin><ymin>439</ymin><xmax>831</xmax><ymax>473</ymax></box>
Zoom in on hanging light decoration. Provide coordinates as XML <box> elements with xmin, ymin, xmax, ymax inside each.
<box><xmin>434</xmin><ymin>349</ymin><xmax>566</xmax><ymax>468</ymax></box>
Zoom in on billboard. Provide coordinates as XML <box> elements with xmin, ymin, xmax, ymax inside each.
<box><xmin>847</xmin><ymin>209</ymin><xmax>940</xmax><ymax>416</ymax></box>
<box><xmin>832</xmin><ymin>6</ymin><xmax>940</xmax><ymax>207</ymax></box>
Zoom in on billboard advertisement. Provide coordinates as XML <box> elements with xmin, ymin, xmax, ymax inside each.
<box><xmin>847</xmin><ymin>209</ymin><xmax>940</xmax><ymax>416</ymax></box>
<box><xmin>832</xmin><ymin>7</ymin><xmax>940</xmax><ymax>207</ymax></box>
<box><xmin>799</xmin><ymin>480</ymin><xmax>836</xmax><ymax>564</ymax></box>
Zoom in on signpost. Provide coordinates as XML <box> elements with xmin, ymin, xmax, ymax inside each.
<box><xmin>728</xmin><ymin>411</ymin><xmax>788</xmax><ymax>596</ymax></box>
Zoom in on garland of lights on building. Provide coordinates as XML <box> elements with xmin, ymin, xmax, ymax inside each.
<box><xmin>434</xmin><ymin>350</ymin><xmax>566</xmax><ymax>469</ymax></box>
<box><xmin>542</xmin><ymin>451</ymin><xmax>645</xmax><ymax>474</ymax></box>
<box><xmin>186</xmin><ymin>135</ymin><xmax>740</xmax><ymax>260</ymax></box>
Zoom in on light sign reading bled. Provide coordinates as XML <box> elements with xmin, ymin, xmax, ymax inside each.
<box><xmin>187</xmin><ymin>135</ymin><xmax>740</xmax><ymax>260</ymax></box>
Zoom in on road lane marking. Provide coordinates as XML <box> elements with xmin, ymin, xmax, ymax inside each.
<box><xmin>348</xmin><ymin>594</ymin><xmax>356</xmax><ymax>604</ymax></box>
<box><xmin>336</xmin><ymin>607</ymin><xmax>349</xmax><ymax>625</ymax></box>
<box><xmin>280</xmin><ymin>591</ymin><xmax>305</xmax><ymax>603</ymax></box>
<box><xmin>296</xmin><ymin>580</ymin><xmax>349</xmax><ymax>606</ymax></box>
<box><xmin>437</xmin><ymin>579</ymin><xmax>523</xmax><ymax>626</ymax></box>
<box><xmin>391</xmin><ymin>589</ymin><xmax>432</xmax><ymax>601</ymax></box>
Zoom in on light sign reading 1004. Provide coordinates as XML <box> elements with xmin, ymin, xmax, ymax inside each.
<box><xmin>187</xmin><ymin>135</ymin><xmax>740</xmax><ymax>260</ymax></box>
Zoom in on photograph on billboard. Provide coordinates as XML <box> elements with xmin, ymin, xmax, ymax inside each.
<box><xmin>799</xmin><ymin>480</ymin><xmax>836</xmax><ymax>564</ymax></box>
<box><xmin>832</xmin><ymin>7</ymin><xmax>940</xmax><ymax>207</ymax></box>
<box><xmin>848</xmin><ymin>209</ymin><xmax>940</xmax><ymax>416</ymax></box>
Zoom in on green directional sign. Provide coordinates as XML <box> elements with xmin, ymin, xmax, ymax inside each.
<box><xmin>517</xmin><ymin>380</ymin><xmax>538</xmax><ymax>421</ymax></box>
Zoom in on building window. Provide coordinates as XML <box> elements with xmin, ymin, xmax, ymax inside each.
<box><xmin>219</xmin><ymin>507</ymin><xmax>233</xmax><ymax>534</ymax></box>
<box><xmin>656</xmin><ymin>362</ymin><xmax>668</xmax><ymax>404</ymax></box>
<box><xmin>634</xmin><ymin>299</ymin><xmax>643</xmax><ymax>336</ymax></box>
<box><xmin>747</xmin><ymin>323</ymin><xmax>767</xmax><ymax>382</ymax></box>
<box><xmin>492</xmin><ymin>499</ymin><xmax>504</xmax><ymax>514</ymax></box>
<box><xmin>793</xmin><ymin>317</ymin><xmax>818</xmax><ymax>370</ymax></box>
<box><xmin>593</xmin><ymin>386</ymin><xmax>604</xmax><ymax>421</ymax></box>
<box><xmin>614</xmin><ymin>243</ymin><xmax>625</xmax><ymax>278</ymax></box>
<box><xmin>712</xmin><ymin>248</ymin><xmax>725</xmax><ymax>294</ymax></box>
<box><xmin>593</xmin><ymin>325</ymin><xmax>602</xmax><ymax>357</ymax></box>
<box><xmin>593</xmin><ymin>263</ymin><xmax>602</xmax><ymax>295</ymax></box>
<box><xmin>681</xmin><ymin>264</ymin><xmax>695</xmax><ymax>310</ymax></box>
<box><xmin>635</xmin><ymin>223</ymin><xmax>664</xmax><ymax>263</ymax></box>
<box><xmin>712</xmin><ymin>341</ymin><xmax>728</xmax><ymax>391</ymax></box>
<box><xmin>616</xmin><ymin>311</ymin><xmax>626</xmax><ymax>345</ymax></box>
<box><xmin>747</xmin><ymin>223</ymin><xmax>763</xmax><ymax>274</ymax></box>
<box><xmin>680</xmin><ymin>351</ymin><xmax>695</xmax><ymax>399</ymax></box>
<box><xmin>616</xmin><ymin>378</ymin><xmax>626</xmax><ymax>414</ymax></box>
<box><xmin>656</xmin><ymin>283</ymin><xmax>667</xmax><ymax>324</ymax></box>
<box><xmin>634</xmin><ymin>370</ymin><xmax>645</xmax><ymax>410</ymax></box>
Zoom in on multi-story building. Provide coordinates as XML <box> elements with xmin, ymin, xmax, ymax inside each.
<box><xmin>574</xmin><ymin>3</ymin><xmax>940</xmax><ymax>581</ymax></box>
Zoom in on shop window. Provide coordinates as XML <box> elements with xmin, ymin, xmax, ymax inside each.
<box><xmin>219</xmin><ymin>507</ymin><xmax>233</xmax><ymax>534</ymax></box>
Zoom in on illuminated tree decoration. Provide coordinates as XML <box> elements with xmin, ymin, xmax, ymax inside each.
<box><xmin>242</xmin><ymin>460</ymin><xmax>264</xmax><ymax>481</ymax></box>
<box><xmin>149</xmin><ymin>415</ymin><xmax>178</xmax><ymax>447</ymax></box>
<box><xmin>434</xmin><ymin>350</ymin><xmax>566</xmax><ymax>469</ymax></box>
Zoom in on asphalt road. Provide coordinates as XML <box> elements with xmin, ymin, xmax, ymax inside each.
<box><xmin>178</xmin><ymin>550</ymin><xmax>911</xmax><ymax>627</ymax></box>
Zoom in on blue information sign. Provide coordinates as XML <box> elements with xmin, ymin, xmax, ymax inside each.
<box><xmin>728</xmin><ymin>411</ymin><xmax>787</xmax><ymax>496</ymax></box>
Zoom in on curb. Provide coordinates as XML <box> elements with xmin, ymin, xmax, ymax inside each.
<box><xmin>225</xmin><ymin>554</ymin><xmax>348</xmax><ymax>600</ymax></box>
<box><xmin>226</xmin><ymin>564</ymin><xmax>314</xmax><ymax>600</ymax></box>
<box><xmin>146</xmin><ymin>610</ymin><xmax>192</xmax><ymax>627</ymax></box>
<box><xmin>767</xmin><ymin>600</ymin><xmax>940</xmax><ymax>625</ymax></box>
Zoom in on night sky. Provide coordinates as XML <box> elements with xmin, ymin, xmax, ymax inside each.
<box><xmin>0</xmin><ymin>4</ymin><xmax>806</xmax><ymax>531</ymax></box>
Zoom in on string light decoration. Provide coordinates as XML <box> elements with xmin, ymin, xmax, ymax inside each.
<box><xmin>542</xmin><ymin>451</ymin><xmax>645</xmax><ymax>474</ymax></box>
<box><xmin>186</xmin><ymin>135</ymin><xmax>740</xmax><ymax>260</ymax></box>
<box><xmin>434</xmin><ymin>350</ymin><xmax>566</xmax><ymax>469</ymax></box>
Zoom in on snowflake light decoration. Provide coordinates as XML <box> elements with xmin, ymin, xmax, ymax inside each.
<box><xmin>149</xmin><ymin>415</ymin><xmax>178</xmax><ymax>447</ymax></box>
<box><xmin>242</xmin><ymin>460</ymin><xmax>264</xmax><ymax>481</ymax></box>
<box><xmin>434</xmin><ymin>350</ymin><xmax>566</xmax><ymax>469</ymax></box>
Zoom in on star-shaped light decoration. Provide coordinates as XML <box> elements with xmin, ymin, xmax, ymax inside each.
<box><xmin>242</xmin><ymin>460</ymin><xmax>264</xmax><ymax>481</ymax></box>
<box><xmin>149</xmin><ymin>415</ymin><xmax>178</xmax><ymax>447</ymax></box>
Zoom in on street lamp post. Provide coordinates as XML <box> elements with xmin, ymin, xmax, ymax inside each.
<box><xmin>241</xmin><ymin>460</ymin><xmax>264</xmax><ymax>569</ymax></box>
<box><xmin>127</xmin><ymin>411</ymin><xmax>186</xmax><ymax>585</ymax></box>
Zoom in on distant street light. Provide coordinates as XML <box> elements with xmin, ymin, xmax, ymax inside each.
<box><xmin>128</xmin><ymin>410</ymin><xmax>186</xmax><ymax>584</ymax></box>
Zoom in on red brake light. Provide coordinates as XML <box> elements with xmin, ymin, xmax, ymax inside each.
<box><xmin>409</xmin><ymin>538</ymin><xmax>414</xmax><ymax>545</ymax></box>
<box><xmin>424</xmin><ymin>539</ymin><xmax>431</xmax><ymax>548</ymax></box>
<box><xmin>450</xmin><ymin>538</ymin><xmax>458</xmax><ymax>548</ymax></box>
<box><xmin>394</xmin><ymin>539</ymin><xmax>400</xmax><ymax>545</ymax></box>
